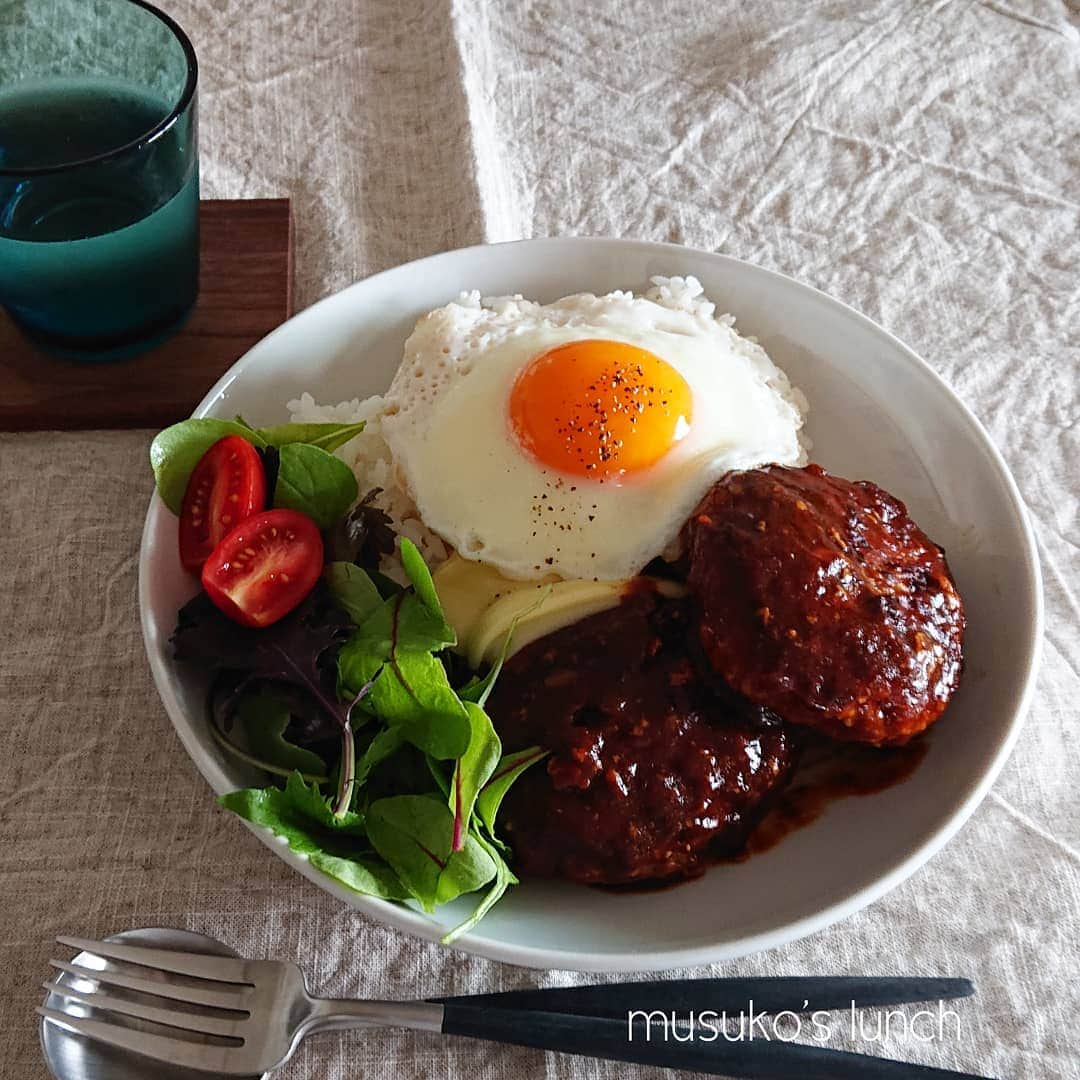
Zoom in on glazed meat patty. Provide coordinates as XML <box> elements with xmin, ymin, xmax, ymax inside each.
<box><xmin>683</xmin><ymin>464</ymin><xmax>965</xmax><ymax>746</ymax></box>
<box><xmin>487</xmin><ymin>587</ymin><xmax>796</xmax><ymax>885</ymax></box>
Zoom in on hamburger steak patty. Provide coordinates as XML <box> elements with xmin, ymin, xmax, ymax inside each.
<box><xmin>683</xmin><ymin>464</ymin><xmax>965</xmax><ymax>746</ymax></box>
<box><xmin>487</xmin><ymin>588</ymin><xmax>796</xmax><ymax>885</ymax></box>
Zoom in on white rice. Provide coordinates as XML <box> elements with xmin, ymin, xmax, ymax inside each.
<box><xmin>286</xmin><ymin>390</ymin><xmax>449</xmax><ymax>583</ymax></box>
<box><xmin>287</xmin><ymin>275</ymin><xmax>807</xmax><ymax>580</ymax></box>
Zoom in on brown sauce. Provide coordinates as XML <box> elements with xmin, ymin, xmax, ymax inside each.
<box><xmin>735</xmin><ymin>737</ymin><xmax>929</xmax><ymax>860</ymax></box>
<box><xmin>489</xmin><ymin>589</ymin><xmax>798</xmax><ymax>886</ymax></box>
<box><xmin>590</xmin><ymin>738</ymin><xmax>929</xmax><ymax>890</ymax></box>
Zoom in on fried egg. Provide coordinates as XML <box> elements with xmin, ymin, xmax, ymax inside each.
<box><xmin>379</xmin><ymin>277</ymin><xmax>808</xmax><ymax>581</ymax></box>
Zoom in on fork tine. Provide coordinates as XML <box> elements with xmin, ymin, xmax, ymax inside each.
<box><xmin>56</xmin><ymin>936</ymin><xmax>251</xmax><ymax>985</ymax></box>
<box><xmin>37</xmin><ymin>1007</ymin><xmax>235</xmax><ymax>1074</ymax></box>
<box><xmin>50</xmin><ymin>960</ymin><xmax>249</xmax><ymax>1012</ymax></box>
<box><xmin>42</xmin><ymin>981</ymin><xmax>245</xmax><ymax>1039</ymax></box>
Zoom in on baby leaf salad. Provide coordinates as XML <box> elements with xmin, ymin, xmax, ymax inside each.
<box><xmin>151</xmin><ymin>418</ymin><xmax>546</xmax><ymax>942</ymax></box>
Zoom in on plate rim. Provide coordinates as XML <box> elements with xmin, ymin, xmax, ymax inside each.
<box><xmin>139</xmin><ymin>235</ymin><xmax>1044</xmax><ymax>972</ymax></box>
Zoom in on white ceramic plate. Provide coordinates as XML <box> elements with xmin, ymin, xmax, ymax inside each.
<box><xmin>139</xmin><ymin>238</ymin><xmax>1042</xmax><ymax>972</ymax></box>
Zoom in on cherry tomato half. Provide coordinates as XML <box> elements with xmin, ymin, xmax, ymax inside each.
<box><xmin>201</xmin><ymin>509</ymin><xmax>324</xmax><ymax>628</ymax></box>
<box><xmin>179</xmin><ymin>436</ymin><xmax>267</xmax><ymax>573</ymax></box>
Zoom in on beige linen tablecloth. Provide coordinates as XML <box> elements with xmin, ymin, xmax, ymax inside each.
<box><xmin>2</xmin><ymin>1</ymin><xmax>1078</xmax><ymax>1076</ymax></box>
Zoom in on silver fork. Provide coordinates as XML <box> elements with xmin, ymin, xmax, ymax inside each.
<box><xmin>39</xmin><ymin>936</ymin><xmax>991</xmax><ymax>1078</ymax></box>
<box><xmin>40</xmin><ymin>935</ymin><xmax>442</xmax><ymax>1075</ymax></box>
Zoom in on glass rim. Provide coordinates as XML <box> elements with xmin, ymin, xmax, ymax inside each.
<box><xmin>0</xmin><ymin>0</ymin><xmax>198</xmax><ymax>178</ymax></box>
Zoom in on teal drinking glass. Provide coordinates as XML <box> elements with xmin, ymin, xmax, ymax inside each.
<box><xmin>0</xmin><ymin>0</ymin><xmax>198</xmax><ymax>359</ymax></box>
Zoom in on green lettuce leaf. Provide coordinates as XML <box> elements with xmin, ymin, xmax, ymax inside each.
<box><xmin>238</xmin><ymin>689</ymin><xmax>327</xmax><ymax>777</ymax></box>
<box><xmin>150</xmin><ymin>418</ymin><xmax>267</xmax><ymax>513</ymax></box>
<box><xmin>365</xmin><ymin>794</ymin><xmax>495</xmax><ymax>912</ymax></box>
<box><xmin>255</xmin><ymin>421</ymin><xmax>366</xmax><ymax>452</ymax></box>
<box><xmin>355</xmin><ymin>727</ymin><xmax>406</xmax><ymax>787</ymax></box>
<box><xmin>449</xmin><ymin>703</ymin><xmax>501</xmax><ymax>850</ymax></box>
<box><xmin>324</xmin><ymin>562</ymin><xmax>383</xmax><ymax>626</ymax></box>
<box><xmin>364</xmin><ymin>654</ymin><xmax>470</xmax><ymax>759</ymax></box>
<box><xmin>336</xmin><ymin>573</ymin><xmax>466</xmax><ymax>759</ymax></box>
<box><xmin>442</xmin><ymin>831</ymin><xmax>518</xmax><ymax>944</ymax></box>
<box><xmin>475</xmin><ymin>746</ymin><xmax>549</xmax><ymax>839</ymax></box>
<box><xmin>341</xmin><ymin>591</ymin><xmax>456</xmax><ymax>665</ymax></box>
<box><xmin>399</xmin><ymin>538</ymin><xmax>444</xmax><ymax>619</ymax></box>
<box><xmin>219</xmin><ymin>774</ymin><xmax>409</xmax><ymax>901</ymax></box>
<box><xmin>308</xmin><ymin>851</ymin><xmax>410</xmax><ymax>900</ymax></box>
<box><xmin>273</xmin><ymin>443</ymin><xmax>359</xmax><ymax>529</ymax></box>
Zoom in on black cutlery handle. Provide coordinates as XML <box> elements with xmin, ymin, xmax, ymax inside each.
<box><xmin>440</xmin><ymin>1005</ymin><xmax>993</xmax><ymax>1080</ymax></box>
<box><xmin>433</xmin><ymin>977</ymin><xmax>975</xmax><ymax>1019</ymax></box>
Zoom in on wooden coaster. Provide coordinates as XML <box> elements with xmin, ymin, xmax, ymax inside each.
<box><xmin>0</xmin><ymin>198</ymin><xmax>293</xmax><ymax>431</ymax></box>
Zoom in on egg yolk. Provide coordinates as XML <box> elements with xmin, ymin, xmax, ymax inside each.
<box><xmin>509</xmin><ymin>339</ymin><xmax>693</xmax><ymax>479</ymax></box>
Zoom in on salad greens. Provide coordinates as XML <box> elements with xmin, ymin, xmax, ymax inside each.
<box><xmin>220</xmin><ymin>775</ymin><xmax>410</xmax><ymax>901</ymax></box>
<box><xmin>326</xmin><ymin>490</ymin><xmax>398</xmax><ymax>571</ymax></box>
<box><xmin>365</xmin><ymin>795</ymin><xmax>496</xmax><ymax>912</ymax></box>
<box><xmin>173</xmin><ymin>537</ymin><xmax>544</xmax><ymax>942</ymax></box>
<box><xmin>155</xmin><ymin>413</ymin><xmax>543</xmax><ymax>938</ymax></box>
<box><xmin>238</xmin><ymin>690</ymin><xmax>328</xmax><ymax>778</ymax></box>
<box><xmin>322</xmin><ymin>561</ymin><xmax>383</xmax><ymax>624</ymax></box>
<box><xmin>273</xmin><ymin>443</ymin><xmax>359</xmax><ymax>530</ymax></box>
<box><xmin>476</xmin><ymin>746</ymin><xmax>550</xmax><ymax>840</ymax></box>
<box><xmin>150</xmin><ymin>416</ymin><xmax>366</xmax><ymax>514</ymax></box>
<box><xmin>254</xmin><ymin>421</ymin><xmax>368</xmax><ymax>452</ymax></box>
<box><xmin>449</xmin><ymin>703</ymin><xmax>502</xmax><ymax>851</ymax></box>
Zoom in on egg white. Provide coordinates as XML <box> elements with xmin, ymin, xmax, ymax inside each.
<box><xmin>379</xmin><ymin>278</ymin><xmax>808</xmax><ymax>581</ymax></box>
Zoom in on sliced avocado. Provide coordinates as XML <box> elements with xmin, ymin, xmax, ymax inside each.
<box><xmin>432</xmin><ymin>552</ymin><xmax>687</xmax><ymax>671</ymax></box>
<box><xmin>468</xmin><ymin>579</ymin><xmax>625</xmax><ymax>669</ymax></box>
<box><xmin>433</xmin><ymin>554</ymin><xmax>555</xmax><ymax>658</ymax></box>
<box><xmin>431</xmin><ymin>554</ymin><xmax>510</xmax><ymax>644</ymax></box>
